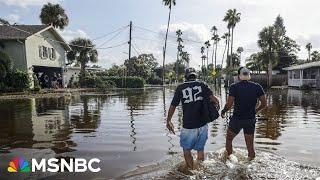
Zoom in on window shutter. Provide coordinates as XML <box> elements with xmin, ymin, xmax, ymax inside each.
<box><xmin>52</xmin><ymin>48</ymin><xmax>56</xmax><ymax>59</ymax></box>
<box><xmin>39</xmin><ymin>46</ymin><xmax>43</xmax><ymax>58</ymax></box>
<box><xmin>48</xmin><ymin>48</ymin><xmax>52</xmax><ymax>59</ymax></box>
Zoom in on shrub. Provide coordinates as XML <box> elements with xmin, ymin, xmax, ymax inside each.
<box><xmin>0</xmin><ymin>70</ymin><xmax>31</xmax><ymax>92</ymax></box>
<box><xmin>100</xmin><ymin>76</ymin><xmax>145</xmax><ymax>88</ymax></box>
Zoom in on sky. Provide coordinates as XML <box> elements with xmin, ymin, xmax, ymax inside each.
<box><xmin>1</xmin><ymin>0</ymin><xmax>320</xmax><ymax>69</ymax></box>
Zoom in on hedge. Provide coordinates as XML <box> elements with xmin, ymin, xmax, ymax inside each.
<box><xmin>0</xmin><ymin>70</ymin><xmax>30</xmax><ymax>92</ymax></box>
<box><xmin>100</xmin><ymin>76</ymin><xmax>145</xmax><ymax>88</ymax></box>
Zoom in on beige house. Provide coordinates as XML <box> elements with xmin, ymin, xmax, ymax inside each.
<box><xmin>0</xmin><ymin>24</ymin><xmax>71</xmax><ymax>87</ymax></box>
<box><xmin>283</xmin><ymin>61</ymin><xmax>320</xmax><ymax>88</ymax></box>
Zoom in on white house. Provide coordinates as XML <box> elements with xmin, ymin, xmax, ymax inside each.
<box><xmin>0</xmin><ymin>24</ymin><xmax>71</xmax><ymax>87</ymax></box>
<box><xmin>283</xmin><ymin>61</ymin><xmax>320</xmax><ymax>88</ymax></box>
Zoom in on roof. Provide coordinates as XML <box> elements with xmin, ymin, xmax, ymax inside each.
<box><xmin>0</xmin><ymin>25</ymin><xmax>49</xmax><ymax>40</ymax></box>
<box><xmin>283</xmin><ymin>61</ymin><xmax>320</xmax><ymax>71</ymax></box>
<box><xmin>0</xmin><ymin>24</ymin><xmax>71</xmax><ymax>51</ymax></box>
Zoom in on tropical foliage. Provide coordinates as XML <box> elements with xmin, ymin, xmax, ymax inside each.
<box><xmin>162</xmin><ymin>0</ymin><xmax>176</xmax><ymax>84</ymax></box>
<box><xmin>40</xmin><ymin>3</ymin><xmax>69</xmax><ymax>29</ymax></box>
<box><xmin>67</xmin><ymin>38</ymin><xmax>98</xmax><ymax>87</ymax></box>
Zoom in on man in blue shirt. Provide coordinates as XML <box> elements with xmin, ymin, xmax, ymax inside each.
<box><xmin>221</xmin><ymin>67</ymin><xmax>267</xmax><ymax>160</ymax></box>
<box><xmin>166</xmin><ymin>68</ymin><xmax>219</xmax><ymax>171</ymax></box>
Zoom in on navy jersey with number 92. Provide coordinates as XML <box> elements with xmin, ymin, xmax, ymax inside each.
<box><xmin>171</xmin><ymin>81</ymin><xmax>213</xmax><ymax>129</ymax></box>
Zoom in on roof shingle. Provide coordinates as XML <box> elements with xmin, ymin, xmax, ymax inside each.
<box><xmin>0</xmin><ymin>25</ymin><xmax>49</xmax><ymax>40</ymax></box>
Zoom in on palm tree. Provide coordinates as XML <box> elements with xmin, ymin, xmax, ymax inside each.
<box><xmin>40</xmin><ymin>2</ymin><xmax>69</xmax><ymax>29</ymax></box>
<box><xmin>201</xmin><ymin>46</ymin><xmax>206</xmax><ymax>80</ymax></box>
<box><xmin>162</xmin><ymin>0</ymin><xmax>176</xmax><ymax>85</ymax></box>
<box><xmin>221</xmin><ymin>33</ymin><xmax>229</xmax><ymax>68</ymax></box>
<box><xmin>0</xmin><ymin>18</ymin><xmax>10</xmax><ymax>25</ymax></box>
<box><xmin>212</xmin><ymin>35</ymin><xmax>220</xmax><ymax>70</ymax></box>
<box><xmin>67</xmin><ymin>38</ymin><xmax>98</xmax><ymax>87</ymax></box>
<box><xmin>223</xmin><ymin>9</ymin><xmax>241</xmax><ymax>68</ymax></box>
<box><xmin>205</xmin><ymin>40</ymin><xmax>211</xmax><ymax>70</ymax></box>
<box><xmin>176</xmin><ymin>29</ymin><xmax>183</xmax><ymax>82</ymax></box>
<box><xmin>210</xmin><ymin>26</ymin><xmax>218</xmax><ymax>66</ymax></box>
<box><xmin>306</xmin><ymin>43</ymin><xmax>312</xmax><ymax>61</ymax></box>
<box><xmin>237</xmin><ymin>47</ymin><xmax>244</xmax><ymax>62</ymax></box>
<box><xmin>258</xmin><ymin>26</ymin><xmax>277</xmax><ymax>87</ymax></box>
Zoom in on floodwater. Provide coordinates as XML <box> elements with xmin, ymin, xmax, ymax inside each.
<box><xmin>0</xmin><ymin>87</ymin><xmax>319</xmax><ymax>179</ymax></box>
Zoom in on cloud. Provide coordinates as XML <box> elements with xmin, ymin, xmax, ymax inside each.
<box><xmin>0</xmin><ymin>0</ymin><xmax>60</xmax><ymax>7</ymax></box>
<box><xmin>57</xmin><ymin>29</ymin><xmax>88</xmax><ymax>42</ymax></box>
<box><xmin>5</xmin><ymin>13</ymin><xmax>20</xmax><ymax>23</ymax></box>
<box><xmin>160</xmin><ymin>22</ymin><xmax>211</xmax><ymax>43</ymax></box>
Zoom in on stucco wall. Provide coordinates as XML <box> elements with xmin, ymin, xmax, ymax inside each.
<box><xmin>25</xmin><ymin>29</ymin><xmax>66</xmax><ymax>69</ymax></box>
<box><xmin>1</xmin><ymin>40</ymin><xmax>28</xmax><ymax>71</ymax></box>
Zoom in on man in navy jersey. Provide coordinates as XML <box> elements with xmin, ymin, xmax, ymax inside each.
<box><xmin>221</xmin><ymin>67</ymin><xmax>267</xmax><ymax>160</ymax></box>
<box><xmin>166</xmin><ymin>68</ymin><xmax>219</xmax><ymax>171</ymax></box>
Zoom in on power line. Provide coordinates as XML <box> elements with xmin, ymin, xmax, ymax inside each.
<box><xmin>133</xmin><ymin>25</ymin><xmax>205</xmax><ymax>44</ymax></box>
<box><xmin>92</xmin><ymin>25</ymin><xmax>129</xmax><ymax>41</ymax></box>
<box><xmin>132</xmin><ymin>44</ymin><xmax>140</xmax><ymax>56</ymax></box>
<box><xmin>97</xmin><ymin>27</ymin><xmax>127</xmax><ymax>48</ymax></box>
<box><xmin>3</xmin><ymin>23</ymin><xmax>129</xmax><ymax>50</ymax></box>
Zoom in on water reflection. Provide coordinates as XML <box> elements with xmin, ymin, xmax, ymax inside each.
<box><xmin>0</xmin><ymin>87</ymin><xmax>319</xmax><ymax>179</ymax></box>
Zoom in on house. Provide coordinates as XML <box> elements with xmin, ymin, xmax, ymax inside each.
<box><xmin>0</xmin><ymin>24</ymin><xmax>71</xmax><ymax>87</ymax></box>
<box><xmin>283</xmin><ymin>61</ymin><xmax>320</xmax><ymax>88</ymax></box>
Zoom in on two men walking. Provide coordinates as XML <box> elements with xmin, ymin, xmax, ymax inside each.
<box><xmin>166</xmin><ymin>67</ymin><xmax>267</xmax><ymax>171</ymax></box>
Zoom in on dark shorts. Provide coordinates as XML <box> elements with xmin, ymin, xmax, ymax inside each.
<box><xmin>228</xmin><ymin>117</ymin><xmax>256</xmax><ymax>135</ymax></box>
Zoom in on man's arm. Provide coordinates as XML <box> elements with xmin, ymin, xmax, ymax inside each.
<box><xmin>166</xmin><ymin>105</ymin><xmax>176</xmax><ymax>134</ymax></box>
<box><xmin>210</xmin><ymin>95</ymin><xmax>220</xmax><ymax>110</ymax></box>
<box><xmin>221</xmin><ymin>96</ymin><xmax>235</xmax><ymax>118</ymax></box>
<box><xmin>256</xmin><ymin>95</ymin><xmax>267</xmax><ymax>114</ymax></box>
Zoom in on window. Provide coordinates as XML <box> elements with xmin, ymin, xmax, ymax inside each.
<box><xmin>42</xmin><ymin>46</ymin><xmax>48</xmax><ymax>58</ymax></box>
<box><xmin>50</xmin><ymin>48</ymin><xmax>56</xmax><ymax>60</ymax></box>
<box><xmin>39</xmin><ymin>46</ymin><xmax>43</xmax><ymax>58</ymax></box>
<box><xmin>39</xmin><ymin>46</ymin><xmax>55</xmax><ymax>60</ymax></box>
<box><xmin>293</xmin><ymin>70</ymin><xmax>300</xmax><ymax>79</ymax></box>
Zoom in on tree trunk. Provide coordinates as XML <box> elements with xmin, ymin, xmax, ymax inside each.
<box><xmin>222</xmin><ymin>42</ymin><xmax>227</xmax><ymax>68</ymax></box>
<box><xmin>230</xmin><ymin>27</ymin><xmax>235</xmax><ymax>68</ymax></box>
<box><xmin>215</xmin><ymin>43</ymin><xmax>218</xmax><ymax>70</ymax></box>
<box><xmin>80</xmin><ymin>61</ymin><xmax>86</xmax><ymax>87</ymax></box>
<box><xmin>211</xmin><ymin>42</ymin><xmax>215</xmax><ymax>68</ymax></box>
<box><xmin>226</xmin><ymin>29</ymin><xmax>231</xmax><ymax>68</ymax></box>
<box><xmin>176</xmin><ymin>51</ymin><xmax>179</xmax><ymax>83</ymax></box>
<box><xmin>268</xmin><ymin>45</ymin><xmax>273</xmax><ymax>87</ymax></box>
<box><xmin>163</xmin><ymin>5</ymin><xmax>172</xmax><ymax>85</ymax></box>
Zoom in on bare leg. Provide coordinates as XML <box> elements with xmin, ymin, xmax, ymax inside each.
<box><xmin>197</xmin><ymin>151</ymin><xmax>205</xmax><ymax>161</ymax></box>
<box><xmin>244</xmin><ymin>134</ymin><xmax>255</xmax><ymax>159</ymax></box>
<box><xmin>226</xmin><ymin>129</ymin><xmax>236</xmax><ymax>156</ymax></box>
<box><xmin>183</xmin><ymin>150</ymin><xmax>194</xmax><ymax>169</ymax></box>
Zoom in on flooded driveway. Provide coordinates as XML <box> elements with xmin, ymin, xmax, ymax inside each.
<box><xmin>0</xmin><ymin>87</ymin><xmax>319</xmax><ymax>179</ymax></box>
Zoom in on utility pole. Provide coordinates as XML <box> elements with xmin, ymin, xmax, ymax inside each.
<box><xmin>128</xmin><ymin>21</ymin><xmax>132</xmax><ymax>61</ymax></box>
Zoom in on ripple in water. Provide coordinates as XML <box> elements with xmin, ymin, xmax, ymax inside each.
<box><xmin>121</xmin><ymin>148</ymin><xmax>320</xmax><ymax>180</ymax></box>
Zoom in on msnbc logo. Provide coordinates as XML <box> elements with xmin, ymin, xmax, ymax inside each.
<box><xmin>7</xmin><ymin>158</ymin><xmax>31</xmax><ymax>173</ymax></box>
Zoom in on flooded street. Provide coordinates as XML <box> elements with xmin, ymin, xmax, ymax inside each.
<box><xmin>0</xmin><ymin>87</ymin><xmax>319</xmax><ymax>179</ymax></box>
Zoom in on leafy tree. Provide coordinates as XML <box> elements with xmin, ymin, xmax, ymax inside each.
<box><xmin>162</xmin><ymin>0</ymin><xmax>176</xmax><ymax>84</ymax></box>
<box><xmin>237</xmin><ymin>47</ymin><xmax>244</xmax><ymax>61</ymax></box>
<box><xmin>40</xmin><ymin>3</ymin><xmax>69</xmax><ymax>29</ymax></box>
<box><xmin>0</xmin><ymin>51</ymin><xmax>12</xmax><ymax>79</ymax></box>
<box><xmin>67</xmin><ymin>38</ymin><xmax>98</xmax><ymax>87</ymax></box>
<box><xmin>124</xmin><ymin>54</ymin><xmax>158</xmax><ymax>80</ymax></box>
<box><xmin>311</xmin><ymin>51</ymin><xmax>320</xmax><ymax>62</ymax></box>
<box><xmin>258</xmin><ymin>26</ymin><xmax>277</xmax><ymax>86</ymax></box>
<box><xmin>223</xmin><ymin>9</ymin><xmax>241</xmax><ymax>68</ymax></box>
<box><xmin>0</xmin><ymin>18</ymin><xmax>10</xmax><ymax>25</ymax></box>
<box><xmin>306</xmin><ymin>43</ymin><xmax>312</xmax><ymax>61</ymax></box>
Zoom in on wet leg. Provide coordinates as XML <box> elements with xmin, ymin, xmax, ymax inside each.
<box><xmin>197</xmin><ymin>151</ymin><xmax>205</xmax><ymax>161</ymax></box>
<box><xmin>244</xmin><ymin>134</ymin><xmax>255</xmax><ymax>159</ymax></box>
<box><xmin>183</xmin><ymin>150</ymin><xmax>194</xmax><ymax>169</ymax></box>
<box><xmin>226</xmin><ymin>128</ymin><xmax>236</xmax><ymax>156</ymax></box>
